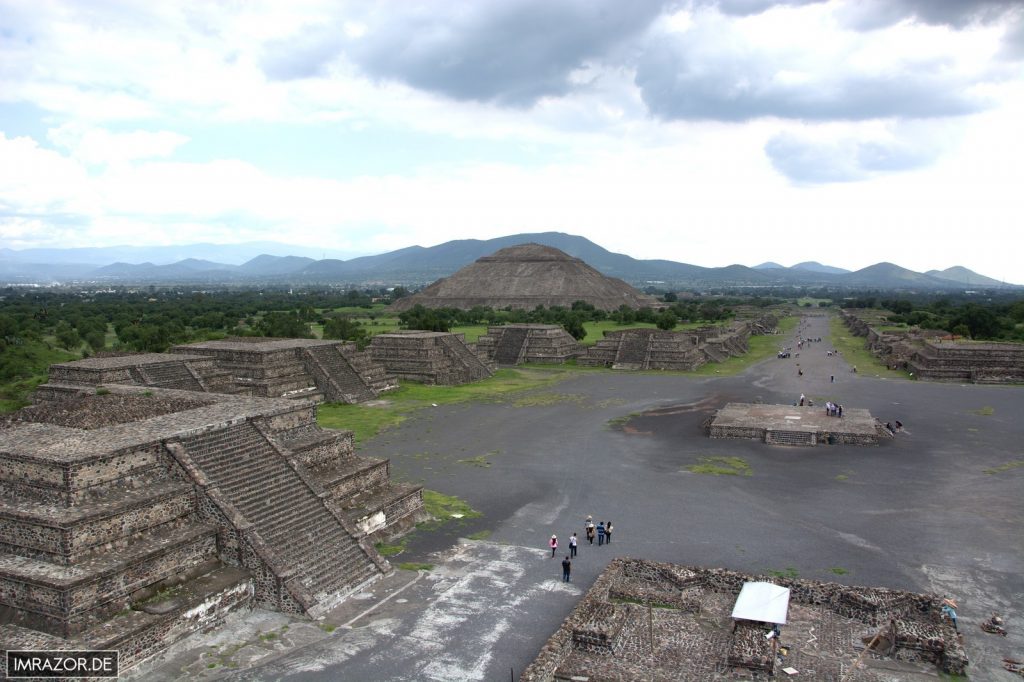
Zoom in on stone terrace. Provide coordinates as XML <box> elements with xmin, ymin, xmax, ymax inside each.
<box><xmin>707</xmin><ymin>402</ymin><xmax>885</xmax><ymax>446</ymax></box>
<box><xmin>0</xmin><ymin>382</ymin><xmax>422</xmax><ymax>674</ymax></box>
<box><xmin>522</xmin><ymin>558</ymin><xmax>967</xmax><ymax>681</ymax></box>
<box><xmin>370</xmin><ymin>331</ymin><xmax>494</xmax><ymax>385</ymax></box>
<box><xmin>475</xmin><ymin>324</ymin><xmax>583</xmax><ymax>365</ymax></box>
<box><xmin>580</xmin><ymin>316</ymin><xmax>777</xmax><ymax>371</ymax></box>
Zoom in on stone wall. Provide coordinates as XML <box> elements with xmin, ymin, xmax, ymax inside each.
<box><xmin>370</xmin><ymin>331</ymin><xmax>494</xmax><ymax>385</ymax></box>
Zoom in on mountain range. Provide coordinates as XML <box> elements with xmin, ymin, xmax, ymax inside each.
<box><xmin>0</xmin><ymin>233</ymin><xmax>1016</xmax><ymax>291</ymax></box>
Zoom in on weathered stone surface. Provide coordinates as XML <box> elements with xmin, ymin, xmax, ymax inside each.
<box><xmin>476</xmin><ymin>324</ymin><xmax>583</xmax><ymax>365</ymax></box>
<box><xmin>370</xmin><ymin>331</ymin><xmax>494</xmax><ymax>385</ymax></box>
<box><xmin>708</xmin><ymin>402</ymin><xmax>883</xmax><ymax>446</ymax></box>
<box><xmin>521</xmin><ymin>558</ymin><xmax>967</xmax><ymax>681</ymax></box>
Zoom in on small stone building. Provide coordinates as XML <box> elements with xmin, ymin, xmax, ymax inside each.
<box><xmin>0</xmin><ymin>379</ymin><xmax>424</xmax><ymax>674</ymax></box>
<box><xmin>475</xmin><ymin>324</ymin><xmax>582</xmax><ymax>365</ymax></box>
<box><xmin>521</xmin><ymin>558</ymin><xmax>967</xmax><ymax>681</ymax></box>
<box><xmin>369</xmin><ymin>331</ymin><xmax>494</xmax><ymax>385</ymax></box>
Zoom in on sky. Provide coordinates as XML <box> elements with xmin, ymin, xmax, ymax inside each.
<box><xmin>1</xmin><ymin>0</ymin><xmax>1023</xmax><ymax>282</ymax></box>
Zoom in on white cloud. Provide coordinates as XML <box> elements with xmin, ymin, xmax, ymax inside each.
<box><xmin>47</xmin><ymin>124</ymin><xmax>189</xmax><ymax>165</ymax></box>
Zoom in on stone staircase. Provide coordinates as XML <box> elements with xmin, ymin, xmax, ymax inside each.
<box><xmin>303</xmin><ymin>345</ymin><xmax>376</xmax><ymax>403</ymax></box>
<box><xmin>340</xmin><ymin>345</ymin><xmax>398</xmax><ymax>394</ymax></box>
<box><xmin>493</xmin><ymin>327</ymin><xmax>530</xmax><ymax>365</ymax></box>
<box><xmin>175</xmin><ymin>421</ymin><xmax>384</xmax><ymax>614</ymax></box>
<box><xmin>138</xmin><ymin>362</ymin><xmax>204</xmax><ymax>392</ymax></box>
<box><xmin>613</xmin><ymin>334</ymin><xmax>650</xmax><ymax>370</ymax></box>
<box><xmin>438</xmin><ymin>335</ymin><xmax>494</xmax><ymax>383</ymax></box>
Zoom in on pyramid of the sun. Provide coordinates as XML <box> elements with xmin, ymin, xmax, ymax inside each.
<box><xmin>389</xmin><ymin>243</ymin><xmax>659</xmax><ymax>312</ymax></box>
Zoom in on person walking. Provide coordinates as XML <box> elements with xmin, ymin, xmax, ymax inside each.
<box><xmin>549</xmin><ymin>534</ymin><xmax>558</xmax><ymax>558</ymax></box>
<box><xmin>597</xmin><ymin>522</ymin><xmax>606</xmax><ymax>546</ymax></box>
<box><xmin>562</xmin><ymin>556</ymin><xmax>572</xmax><ymax>582</ymax></box>
<box><xmin>605</xmin><ymin>522</ymin><xmax>613</xmax><ymax>545</ymax></box>
<box><xmin>586</xmin><ymin>523</ymin><xmax>595</xmax><ymax>545</ymax></box>
<box><xmin>569</xmin><ymin>533</ymin><xmax>578</xmax><ymax>558</ymax></box>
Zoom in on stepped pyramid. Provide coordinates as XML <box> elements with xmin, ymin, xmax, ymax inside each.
<box><xmin>390</xmin><ymin>244</ymin><xmax>659</xmax><ymax>312</ymax></box>
<box><xmin>0</xmin><ymin>373</ymin><xmax>423</xmax><ymax>673</ymax></box>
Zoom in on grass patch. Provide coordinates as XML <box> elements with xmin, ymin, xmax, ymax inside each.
<box><xmin>467</xmin><ymin>530</ymin><xmax>492</xmax><ymax>540</ymax></box>
<box><xmin>828</xmin><ymin>316</ymin><xmax>912</xmax><ymax>379</ymax></box>
<box><xmin>686</xmin><ymin>456</ymin><xmax>752</xmax><ymax>476</ymax></box>
<box><xmin>766</xmin><ymin>567</ymin><xmax>799</xmax><ymax>579</ymax></box>
<box><xmin>969</xmin><ymin>406</ymin><xmax>995</xmax><ymax>416</ymax></box>
<box><xmin>689</xmin><ymin>316</ymin><xmax>799</xmax><ymax>377</ymax></box>
<box><xmin>374</xmin><ymin>539</ymin><xmax>408</xmax><ymax>556</ymax></box>
<box><xmin>319</xmin><ymin>623</ymin><xmax>337</xmax><ymax>633</ymax></box>
<box><xmin>512</xmin><ymin>392</ymin><xmax>585</xmax><ymax>407</ymax></box>
<box><xmin>317</xmin><ymin>368</ymin><xmax>573</xmax><ymax>443</ymax></box>
<box><xmin>984</xmin><ymin>460</ymin><xmax>1024</xmax><ymax>475</ymax></box>
<box><xmin>457</xmin><ymin>453</ymin><xmax>496</xmax><ymax>468</ymax></box>
<box><xmin>828</xmin><ymin>567</ymin><xmax>849</xmax><ymax>575</ymax></box>
<box><xmin>258</xmin><ymin>632</ymin><xmax>277</xmax><ymax>642</ymax></box>
<box><xmin>397</xmin><ymin>562</ymin><xmax>434</xmax><ymax>571</ymax></box>
<box><xmin>133</xmin><ymin>584</ymin><xmax>182</xmax><ymax>608</ymax></box>
<box><xmin>423</xmin><ymin>490</ymin><xmax>482</xmax><ymax>522</ymax></box>
<box><xmin>835</xmin><ymin>474</ymin><xmax>849</xmax><ymax>481</ymax></box>
<box><xmin>606</xmin><ymin>412</ymin><xmax>641</xmax><ymax>430</ymax></box>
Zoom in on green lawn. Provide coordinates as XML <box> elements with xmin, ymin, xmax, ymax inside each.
<box><xmin>689</xmin><ymin>316</ymin><xmax>798</xmax><ymax>376</ymax></box>
<box><xmin>317</xmin><ymin>367</ymin><xmax>575</xmax><ymax>442</ymax></box>
<box><xmin>828</xmin><ymin>316</ymin><xmax>912</xmax><ymax>379</ymax></box>
<box><xmin>0</xmin><ymin>340</ymin><xmax>80</xmax><ymax>413</ymax></box>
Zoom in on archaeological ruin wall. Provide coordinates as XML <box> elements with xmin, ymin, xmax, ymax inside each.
<box><xmin>475</xmin><ymin>324</ymin><xmax>583</xmax><ymax>365</ymax></box>
<box><xmin>370</xmin><ymin>331</ymin><xmax>494</xmax><ymax>385</ymax></box>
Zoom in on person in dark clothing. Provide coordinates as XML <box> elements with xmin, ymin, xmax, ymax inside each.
<box><xmin>569</xmin><ymin>533</ymin><xmax>578</xmax><ymax>557</ymax></box>
<box><xmin>597</xmin><ymin>522</ymin><xmax>606</xmax><ymax>546</ymax></box>
<box><xmin>562</xmin><ymin>556</ymin><xmax>572</xmax><ymax>582</ymax></box>
<box><xmin>605</xmin><ymin>522</ymin><xmax>613</xmax><ymax>544</ymax></box>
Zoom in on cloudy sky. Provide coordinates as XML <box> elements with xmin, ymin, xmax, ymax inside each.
<box><xmin>2</xmin><ymin>0</ymin><xmax>1023</xmax><ymax>281</ymax></box>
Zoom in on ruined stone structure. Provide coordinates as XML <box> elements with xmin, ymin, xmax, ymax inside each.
<box><xmin>707</xmin><ymin>403</ymin><xmax>886</xmax><ymax>446</ymax></box>
<box><xmin>0</xmin><ymin>378</ymin><xmax>424</xmax><ymax>673</ymax></box>
<box><xmin>842</xmin><ymin>310</ymin><xmax>1024</xmax><ymax>383</ymax></box>
<box><xmin>172</xmin><ymin>337</ymin><xmax>397</xmax><ymax>403</ymax></box>
<box><xmin>370</xmin><ymin>331</ymin><xmax>494</xmax><ymax>385</ymax></box>
<box><xmin>522</xmin><ymin>558</ymin><xmax>967</xmax><ymax>681</ymax></box>
<box><xmin>580</xmin><ymin>316</ymin><xmax>777</xmax><ymax>370</ymax></box>
<box><xmin>475</xmin><ymin>324</ymin><xmax>583</xmax><ymax>365</ymax></box>
<box><xmin>45</xmin><ymin>338</ymin><xmax>397</xmax><ymax>405</ymax></box>
<box><xmin>389</xmin><ymin>243</ymin><xmax>660</xmax><ymax>312</ymax></box>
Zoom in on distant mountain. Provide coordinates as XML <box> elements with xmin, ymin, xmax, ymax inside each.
<box><xmin>791</xmin><ymin>261</ymin><xmax>849</xmax><ymax>275</ymax></box>
<box><xmin>238</xmin><ymin>254</ymin><xmax>316</xmax><ymax>276</ymax></box>
<box><xmin>0</xmin><ymin>242</ymin><xmax>361</xmax><ymax>266</ymax></box>
<box><xmin>925</xmin><ymin>266</ymin><xmax>1005</xmax><ymax>287</ymax></box>
<box><xmin>1</xmin><ymin>232</ymin><xmax>1018</xmax><ymax>290</ymax></box>
<box><xmin>837</xmin><ymin>262</ymin><xmax>953</xmax><ymax>289</ymax></box>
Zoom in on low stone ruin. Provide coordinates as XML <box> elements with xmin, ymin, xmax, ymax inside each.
<box><xmin>842</xmin><ymin>310</ymin><xmax>1024</xmax><ymax>383</ymax></box>
<box><xmin>522</xmin><ymin>558</ymin><xmax>967</xmax><ymax>681</ymax></box>
<box><xmin>707</xmin><ymin>403</ymin><xmax>886</xmax><ymax>446</ymax></box>
<box><xmin>475</xmin><ymin>324</ymin><xmax>583</xmax><ymax>365</ymax></box>
<box><xmin>0</xmin><ymin>380</ymin><xmax>424</xmax><ymax>675</ymax></box>
<box><xmin>579</xmin><ymin>316</ymin><xmax>777</xmax><ymax>371</ymax></box>
<box><xmin>369</xmin><ymin>331</ymin><xmax>495</xmax><ymax>385</ymax></box>
<box><xmin>44</xmin><ymin>337</ymin><xmax>398</xmax><ymax>405</ymax></box>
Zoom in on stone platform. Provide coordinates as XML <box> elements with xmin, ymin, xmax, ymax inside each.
<box><xmin>708</xmin><ymin>403</ymin><xmax>884</xmax><ymax>446</ymax></box>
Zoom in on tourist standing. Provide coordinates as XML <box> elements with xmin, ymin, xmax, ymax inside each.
<box><xmin>605</xmin><ymin>522</ymin><xmax>613</xmax><ymax>545</ymax></box>
<box><xmin>586</xmin><ymin>523</ymin><xmax>595</xmax><ymax>545</ymax></box>
<box><xmin>569</xmin><ymin>533</ymin><xmax>578</xmax><ymax>557</ymax></box>
<box><xmin>597</xmin><ymin>522</ymin><xmax>606</xmax><ymax>546</ymax></box>
<box><xmin>562</xmin><ymin>556</ymin><xmax>572</xmax><ymax>582</ymax></box>
<box><xmin>549</xmin><ymin>534</ymin><xmax>558</xmax><ymax>558</ymax></box>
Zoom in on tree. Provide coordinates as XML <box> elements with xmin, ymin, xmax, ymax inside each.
<box><xmin>54</xmin><ymin>321</ymin><xmax>80</xmax><ymax>350</ymax></box>
<box><xmin>563</xmin><ymin>314</ymin><xmax>586</xmax><ymax>341</ymax></box>
<box><xmin>323</xmin><ymin>317</ymin><xmax>368</xmax><ymax>347</ymax></box>
<box><xmin>662</xmin><ymin>292</ymin><xmax>678</xmax><ymax>302</ymax></box>
<box><xmin>656</xmin><ymin>310</ymin><xmax>678</xmax><ymax>330</ymax></box>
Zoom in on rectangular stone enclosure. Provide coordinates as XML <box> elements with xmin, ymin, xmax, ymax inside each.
<box><xmin>708</xmin><ymin>402</ymin><xmax>883</xmax><ymax>446</ymax></box>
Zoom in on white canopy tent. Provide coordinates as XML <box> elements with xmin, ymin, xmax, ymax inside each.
<box><xmin>731</xmin><ymin>582</ymin><xmax>791</xmax><ymax>625</ymax></box>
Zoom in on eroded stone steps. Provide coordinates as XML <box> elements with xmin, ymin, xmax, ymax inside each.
<box><xmin>176</xmin><ymin>422</ymin><xmax>381</xmax><ymax>614</ymax></box>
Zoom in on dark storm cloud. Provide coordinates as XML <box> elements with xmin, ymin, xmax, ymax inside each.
<box><xmin>764</xmin><ymin>131</ymin><xmax>941</xmax><ymax>183</ymax></box>
<box><xmin>837</xmin><ymin>0</ymin><xmax>1019</xmax><ymax>31</ymax></box>
<box><xmin>262</xmin><ymin>1</ymin><xmax>670</xmax><ymax>106</ymax></box>
<box><xmin>696</xmin><ymin>0</ymin><xmax>825</xmax><ymax>17</ymax></box>
<box><xmin>635</xmin><ymin>37</ymin><xmax>983</xmax><ymax>122</ymax></box>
